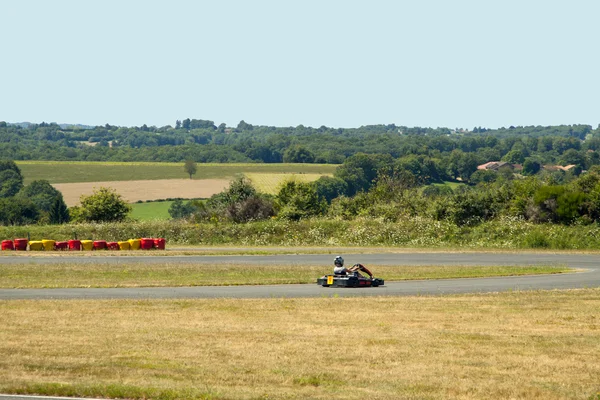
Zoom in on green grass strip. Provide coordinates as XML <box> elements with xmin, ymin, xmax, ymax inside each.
<box><xmin>0</xmin><ymin>263</ymin><xmax>571</xmax><ymax>288</ymax></box>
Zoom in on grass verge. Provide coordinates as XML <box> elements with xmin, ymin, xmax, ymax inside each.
<box><xmin>0</xmin><ymin>263</ymin><xmax>571</xmax><ymax>288</ymax></box>
<box><xmin>5</xmin><ymin>217</ymin><xmax>600</xmax><ymax>250</ymax></box>
<box><xmin>1</xmin><ymin>289</ymin><xmax>599</xmax><ymax>399</ymax></box>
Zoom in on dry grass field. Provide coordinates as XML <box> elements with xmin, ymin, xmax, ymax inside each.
<box><xmin>53</xmin><ymin>179</ymin><xmax>229</xmax><ymax>206</ymax></box>
<box><xmin>1</xmin><ymin>290</ymin><xmax>599</xmax><ymax>399</ymax></box>
<box><xmin>53</xmin><ymin>173</ymin><xmax>331</xmax><ymax>206</ymax></box>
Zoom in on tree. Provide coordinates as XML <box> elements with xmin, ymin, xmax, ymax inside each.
<box><xmin>236</xmin><ymin>120</ymin><xmax>253</xmax><ymax>131</ymax></box>
<box><xmin>226</xmin><ymin>196</ymin><xmax>275</xmax><ymax>223</ymax></box>
<box><xmin>502</xmin><ymin>149</ymin><xmax>526</xmax><ymax>164</ymax></box>
<box><xmin>393</xmin><ymin>155</ymin><xmax>444</xmax><ymax>184</ymax></box>
<box><xmin>184</xmin><ymin>159</ymin><xmax>197</xmax><ymax>179</ymax></box>
<box><xmin>0</xmin><ymin>197</ymin><xmax>39</xmax><ymax>225</ymax></box>
<box><xmin>560</xmin><ymin>149</ymin><xmax>585</xmax><ymax>167</ymax></box>
<box><xmin>282</xmin><ymin>145</ymin><xmax>315</xmax><ymax>163</ymax></box>
<box><xmin>277</xmin><ymin>180</ymin><xmax>326</xmax><ymax>220</ymax></box>
<box><xmin>469</xmin><ymin>169</ymin><xmax>498</xmax><ymax>185</ymax></box>
<box><xmin>0</xmin><ymin>160</ymin><xmax>24</xmax><ymax>198</ymax></box>
<box><xmin>522</xmin><ymin>159</ymin><xmax>541</xmax><ymax>176</ymax></box>
<box><xmin>202</xmin><ymin>177</ymin><xmax>274</xmax><ymax>222</ymax></box>
<box><xmin>189</xmin><ymin>119</ymin><xmax>216</xmax><ymax>130</ymax></box>
<box><xmin>18</xmin><ymin>180</ymin><xmax>64</xmax><ymax>212</ymax></box>
<box><xmin>446</xmin><ymin>150</ymin><xmax>478</xmax><ymax>181</ymax></box>
<box><xmin>76</xmin><ymin>187</ymin><xmax>131</xmax><ymax>222</ymax></box>
<box><xmin>313</xmin><ymin>176</ymin><xmax>348</xmax><ymax>203</ymax></box>
<box><xmin>533</xmin><ymin>185</ymin><xmax>585</xmax><ymax>224</ymax></box>
<box><xmin>168</xmin><ymin>199</ymin><xmax>200</xmax><ymax>219</ymax></box>
<box><xmin>48</xmin><ymin>196</ymin><xmax>70</xmax><ymax>224</ymax></box>
<box><xmin>334</xmin><ymin>153</ymin><xmax>393</xmax><ymax>195</ymax></box>
<box><xmin>0</xmin><ymin>169</ymin><xmax>24</xmax><ymax>198</ymax></box>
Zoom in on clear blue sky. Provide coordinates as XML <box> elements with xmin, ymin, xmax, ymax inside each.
<box><xmin>2</xmin><ymin>0</ymin><xmax>598</xmax><ymax>129</ymax></box>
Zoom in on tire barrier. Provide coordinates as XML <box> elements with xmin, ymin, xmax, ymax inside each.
<box><xmin>81</xmin><ymin>240</ymin><xmax>94</xmax><ymax>251</ymax></box>
<box><xmin>93</xmin><ymin>240</ymin><xmax>107</xmax><ymax>250</ymax></box>
<box><xmin>154</xmin><ymin>238</ymin><xmax>166</xmax><ymax>250</ymax></box>
<box><xmin>1</xmin><ymin>237</ymin><xmax>166</xmax><ymax>251</ymax></box>
<box><xmin>42</xmin><ymin>240</ymin><xmax>55</xmax><ymax>251</ymax></box>
<box><xmin>55</xmin><ymin>241</ymin><xmax>69</xmax><ymax>251</ymax></box>
<box><xmin>140</xmin><ymin>238</ymin><xmax>154</xmax><ymax>250</ymax></box>
<box><xmin>14</xmin><ymin>238</ymin><xmax>28</xmax><ymax>251</ymax></box>
<box><xmin>29</xmin><ymin>241</ymin><xmax>44</xmax><ymax>251</ymax></box>
<box><xmin>128</xmin><ymin>239</ymin><xmax>141</xmax><ymax>250</ymax></box>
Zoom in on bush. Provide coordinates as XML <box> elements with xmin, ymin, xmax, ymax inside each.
<box><xmin>226</xmin><ymin>196</ymin><xmax>275</xmax><ymax>223</ymax></box>
<box><xmin>196</xmin><ymin>177</ymin><xmax>275</xmax><ymax>223</ymax></box>
<box><xmin>75</xmin><ymin>187</ymin><xmax>131</xmax><ymax>223</ymax></box>
<box><xmin>168</xmin><ymin>199</ymin><xmax>199</xmax><ymax>219</ymax></box>
<box><xmin>0</xmin><ymin>197</ymin><xmax>39</xmax><ymax>225</ymax></box>
<box><xmin>277</xmin><ymin>180</ymin><xmax>326</xmax><ymax>221</ymax></box>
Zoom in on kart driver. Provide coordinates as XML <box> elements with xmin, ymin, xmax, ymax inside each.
<box><xmin>333</xmin><ymin>256</ymin><xmax>374</xmax><ymax>278</ymax></box>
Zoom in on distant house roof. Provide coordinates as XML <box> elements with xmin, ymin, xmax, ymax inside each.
<box><xmin>477</xmin><ymin>161</ymin><xmax>497</xmax><ymax>170</ymax></box>
<box><xmin>542</xmin><ymin>164</ymin><xmax>576</xmax><ymax>172</ymax></box>
<box><xmin>559</xmin><ymin>164</ymin><xmax>576</xmax><ymax>171</ymax></box>
<box><xmin>477</xmin><ymin>161</ymin><xmax>513</xmax><ymax>171</ymax></box>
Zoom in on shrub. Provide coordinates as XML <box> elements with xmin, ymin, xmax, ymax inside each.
<box><xmin>75</xmin><ymin>187</ymin><xmax>131</xmax><ymax>223</ymax></box>
<box><xmin>277</xmin><ymin>180</ymin><xmax>326</xmax><ymax>221</ymax></box>
<box><xmin>226</xmin><ymin>196</ymin><xmax>275</xmax><ymax>223</ymax></box>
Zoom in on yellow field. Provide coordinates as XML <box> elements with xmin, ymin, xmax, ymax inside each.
<box><xmin>246</xmin><ymin>173</ymin><xmax>330</xmax><ymax>194</ymax></box>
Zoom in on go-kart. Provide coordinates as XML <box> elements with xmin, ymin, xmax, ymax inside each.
<box><xmin>317</xmin><ymin>273</ymin><xmax>384</xmax><ymax>288</ymax></box>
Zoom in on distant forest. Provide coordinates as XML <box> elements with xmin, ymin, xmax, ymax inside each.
<box><xmin>4</xmin><ymin>119</ymin><xmax>600</xmax><ymax>230</ymax></box>
<box><xmin>0</xmin><ymin>120</ymin><xmax>598</xmax><ymax>172</ymax></box>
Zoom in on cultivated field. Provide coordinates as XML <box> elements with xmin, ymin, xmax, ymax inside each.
<box><xmin>19</xmin><ymin>161</ymin><xmax>336</xmax><ymax>205</ymax></box>
<box><xmin>17</xmin><ymin>161</ymin><xmax>338</xmax><ymax>184</ymax></box>
<box><xmin>54</xmin><ymin>179</ymin><xmax>229</xmax><ymax>206</ymax></box>
<box><xmin>1</xmin><ymin>289</ymin><xmax>599</xmax><ymax>399</ymax></box>
<box><xmin>246</xmin><ymin>173</ymin><xmax>331</xmax><ymax>194</ymax></box>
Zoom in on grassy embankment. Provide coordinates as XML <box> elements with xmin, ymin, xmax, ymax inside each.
<box><xmin>2</xmin><ymin>290</ymin><xmax>599</xmax><ymax>399</ymax></box>
<box><xmin>0</xmin><ymin>262</ymin><xmax>570</xmax><ymax>288</ymax></box>
<box><xmin>2</xmin><ymin>217</ymin><xmax>600</xmax><ymax>249</ymax></box>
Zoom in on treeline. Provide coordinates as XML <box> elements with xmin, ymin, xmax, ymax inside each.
<box><xmin>0</xmin><ymin>120</ymin><xmax>598</xmax><ymax>168</ymax></box>
<box><xmin>170</xmin><ymin>152</ymin><xmax>600</xmax><ymax>227</ymax></box>
<box><xmin>0</xmin><ymin>161</ymin><xmax>132</xmax><ymax>226</ymax></box>
<box><xmin>0</xmin><ymin>161</ymin><xmax>69</xmax><ymax>225</ymax></box>
<box><xmin>2</xmin><ymin>149</ymin><xmax>600</xmax><ymax>235</ymax></box>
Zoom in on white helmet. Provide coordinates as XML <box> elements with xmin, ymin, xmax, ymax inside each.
<box><xmin>334</xmin><ymin>256</ymin><xmax>344</xmax><ymax>267</ymax></box>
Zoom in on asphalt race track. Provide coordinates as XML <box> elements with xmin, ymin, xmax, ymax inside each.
<box><xmin>0</xmin><ymin>252</ymin><xmax>599</xmax><ymax>300</ymax></box>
